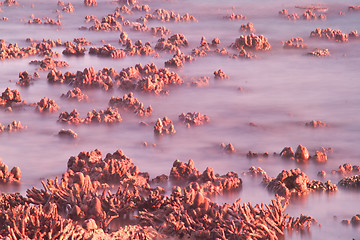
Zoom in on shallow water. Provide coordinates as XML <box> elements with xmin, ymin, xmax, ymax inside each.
<box><xmin>0</xmin><ymin>0</ymin><xmax>360</xmax><ymax>239</ymax></box>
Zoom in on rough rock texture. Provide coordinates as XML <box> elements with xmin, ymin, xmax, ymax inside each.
<box><xmin>61</xmin><ymin>88</ymin><xmax>89</xmax><ymax>101</ymax></box>
<box><xmin>178</xmin><ymin>112</ymin><xmax>209</xmax><ymax>127</ymax></box>
<box><xmin>58</xmin><ymin>107</ymin><xmax>122</xmax><ymax>124</ymax></box>
<box><xmin>154</xmin><ymin>116</ymin><xmax>176</xmax><ymax>135</ymax></box>
<box><xmin>36</xmin><ymin>97</ymin><xmax>60</xmax><ymax>113</ymax></box>
<box><xmin>0</xmin><ymin>158</ymin><xmax>21</xmax><ymax>184</ymax></box>
<box><xmin>109</xmin><ymin>92</ymin><xmax>152</xmax><ymax>117</ymax></box>
<box><xmin>231</xmin><ymin>34</ymin><xmax>271</xmax><ymax>51</ymax></box>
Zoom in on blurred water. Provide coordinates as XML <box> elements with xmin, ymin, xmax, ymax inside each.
<box><xmin>0</xmin><ymin>0</ymin><xmax>359</xmax><ymax>239</ymax></box>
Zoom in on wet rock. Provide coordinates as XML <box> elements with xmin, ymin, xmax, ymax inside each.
<box><xmin>214</xmin><ymin>69</ymin><xmax>229</xmax><ymax>79</ymax></box>
<box><xmin>62</xmin><ymin>3</ymin><xmax>74</xmax><ymax>12</ymax></box>
<box><xmin>307</xmin><ymin>180</ymin><xmax>337</xmax><ymax>192</ymax></box>
<box><xmin>84</xmin><ymin>0</ymin><xmax>97</xmax><ymax>6</ymax></box>
<box><xmin>0</xmin><ymin>158</ymin><xmax>21</xmax><ymax>183</ymax></box>
<box><xmin>237</xmin><ymin>46</ymin><xmax>255</xmax><ymax>59</ymax></box>
<box><xmin>151</xmin><ymin>174</ymin><xmax>168</xmax><ymax>184</ymax></box>
<box><xmin>109</xmin><ymin>92</ymin><xmax>152</xmax><ymax>117</ymax></box>
<box><xmin>279</xmin><ymin>9</ymin><xmax>300</xmax><ymax>20</ymax></box>
<box><xmin>60</xmin><ymin>67</ymin><xmax>116</xmax><ymax>91</ymax></box>
<box><xmin>85</xmin><ymin>15</ymin><xmax>97</xmax><ymax>23</ymax></box>
<box><xmin>224</xmin><ymin>13</ymin><xmax>247</xmax><ymax>20</ymax></box>
<box><xmin>84</xmin><ymin>107</ymin><xmax>122</xmax><ymax>124</ymax></box>
<box><xmin>333</xmin><ymin>163</ymin><xmax>360</xmax><ymax>175</ymax></box>
<box><xmin>58</xmin><ymin>109</ymin><xmax>85</xmax><ymax>124</ymax></box>
<box><xmin>240</xmin><ymin>22</ymin><xmax>255</xmax><ymax>33</ymax></box>
<box><xmin>349</xmin><ymin>30</ymin><xmax>359</xmax><ymax>39</ymax></box>
<box><xmin>189</xmin><ymin>76</ymin><xmax>209</xmax><ymax>87</ymax></box>
<box><xmin>17</xmin><ymin>71</ymin><xmax>34</xmax><ymax>87</ymax></box>
<box><xmin>266</xmin><ymin>168</ymin><xmax>309</xmax><ymax>197</ymax></box>
<box><xmin>165</xmin><ymin>50</ymin><xmax>194</xmax><ymax>68</ymax></box>
<box><xmin>317</xmin><ymin>170</ymin><xmax>326</xmax><ymax>178</ymax></box>
<box><xmin>231</xmin><ymin>33</ymin><xmax>271</xmax><ymax>51</ymax></box>
<box><xmin>349</xmin><ymin>5</ymin><xmax>360</xmax><ymax>11</ymax></box>
<box><xmin>36</xmin><ymin>97</ymin><xmax>60</xmax><ymax>113</ymax></box>
<box><xmin>178</xmin><ymin>112</ymin><xmax>209</xmax><ymax>127</ymax></box>
<box><xmin>294</xmin><ymin>145</ymin><xmax>309</xmax><ymax>161</ymax></box>
<box><xmin>0</xmin><ymin>121</ymin><xmax>27</xmax><ymax>132</ymax></box>
<box><xmin>47</xmin><ymin>68</ymin><xmax>65</xmax><ymax>84</ymax></box>
<box><xmin>170</xmin><ymin>159</ymin><xmax>198</xmax><ymax>181</ymax></box>
<box><xmin>89</xmin><ymin>13</ymin><xmax>123</xmax><ymax>31</ymax></box>
<box><xmin>280</xmin><ymin>147</ymin><xmax>295</xmax><ymax>158</ymax></box>
<box><xmin>310</xmin><ymin>28</ymin><xmax>350</xmax><ymax>42</ymax></box>
<box><xmin>33</xmin><ymin>41</ymin><xmax>60</xmax><ymax>58</ymax></box>
<box><xmin>127</xmin><ymin>21</ymin><xmax>149</xmax><ymax>32</ymax></box>
<box><xmin>89</xmin><ymin>44</ymin><xmax>126</xmax><ymax>58</ymax></box>
<box><xmin>124</xmin><ymin>39</ymin><xmax>155</xmax><ymax>56</ymax></box>
<box><xmin>221</xmin><ymin>142</ymin><xmax>236</xmax><ymax>153</ymax></box>
<box><xmin>83</xmin><ymin>218</ymin><xmax>98</xmax><ymax>230</ymax></box>
<box><xmin>283</xmin><ymin>37</ymin><xmax>308</xmax><ymax>49</ymax></box>
<box><xmin>28</xmin><ymin>16</ymin><xmax>61</xmax><ymax>25</ymax></box>
<box><xmin>0</xmin><ymin>88</ymin><xmax>22</xmax><ymax>107</ymax></box>
<box><xmin>312</xmin><ymin>151</ymin><xmax>327</xmax><ymax>163</ymax></box>
<box><xmin>3</xmin><ymin>0</ymin><xmax>19</xmax><ymax>6</ymax></box>
<box><xmin>302</xmin><ymin>10</ymin><xmax>318</xmax><ymax>20</ymax></box>
<box><xmin>305</xmin><ymin>120</ymin><xmax>327</xmax><ymax>127</ymax></box>
<box><xmin>0</xmin><ymin>40</ymin><xmax>37</xmax><ymax>60</ymax></box>
<box><xmin>30</xmin><ymin>57</ymin><xmax>69</xmax><ymax>71</ymax></box>
<box><xmin>151</xmin><ymin>26</ymin><xmax>171</xmax><ymax>37</ymax></box>
<box><xmin>16</xmin><ymin>148</ymin><xmax>315</xmax><ymax>239</ymax></box>
<box><xmin>308</xmin><ymin>48</ymin><xmax>331</xmax><ymax>57</ymax></box>
<box><xmin>338</xmin><ymin>175</ymin><xmax>360</xmax><ymax>189</ymax></box>
<box><xmin>145</xmin><ymin>9</ymin><xmax>197</xmax><ymax>22</ymax></box>
<box><xmin>154</xmin><ymin>116</ymin><xmax>176</xmax><ymax>135</ymax></box>
<box><xmin>131</xmin><ymin>4</ymin><xmax>150</xmax><ymax>12</ymax></box>
<box><xmin>73</xmin><ymin>38</ymin><xmax>91</xmax><ymax>45</ymax></box>
<box><xmin>351</xmin><ymin>215</ymin><xmax>360</xmax><ymax>225</ymax></box>
<box><xmin>116</xmin><ymin>63</ymin><xmax>183</xmax><ymax>94</ymax></box>
<box><xmin>247</xmin><ymin>151</ymin><xmax>269</xmax><ymax>158</ymax></box>
<box><xmin>62</xmin><ymin>42</ymin><xmax>86</xmax><ymax>56</ymax></box>
<box><xmin>155</xmin><ymin>33</ymin><xmax>188</xmax><ymax>53</ymax></box>
<box><xmin>61</xmin><ymin>87</ymin><xmax>88</xmax><ymax>101</ymax></box>
<box><xmin>67</xmin><ymin>149</ymin><xmax>147</xmax><ymax>188</ymax></box>
<box><xmin>119</xmin><ymin>31</ymin><xmax>129</xmax><ymax>45</ymax></box>
<box><xmin>247</xmin><ymin>166</ymin><xmax>267</xmax><ymax>177</ymax></box>
<box><xmin>191</xmin><ymin>36</ymin><xmax>215</xmax><ymax>57</ymax></box>
<box><xmin>58</xmin><ymin>129</ymin><xmax>78</xmax><ymax>138</ymax></box>
<box><xmin>138</xmin><ymin>193</ymin><xmax>315</xmax><ymax>239</ymax></box>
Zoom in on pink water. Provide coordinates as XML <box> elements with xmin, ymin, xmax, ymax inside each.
<box><xmin>0</xmin><ymin>0</ymin><xmax>359</xmax><ymax>239</ymax></box>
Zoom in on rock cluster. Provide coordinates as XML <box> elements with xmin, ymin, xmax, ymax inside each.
<box><xmin>0</xmin><ymin>121</ymin><xmax>27</xmax><ymax>133</ymax></box>
<box><xmin>154</xmin><ymin>116</ymin><xmax>176</xmax><ymax>135</ymax></box>
<box><xmin>109</xmin><ymin>92</ymin><xmax>153</xmax><ymax>117</ymax></box>
<box><xmin>61</xmin><ymin>88</ymin><xmax>89</xmax><ymax>101</ymax></box>
<box><xmin>214</xmin><ymin>69</ymin><xmax>229</xmax><ymax>79</ymax></box>
<box><xmin>58</xmin><ymin>129</ymin><xmax>78</xmax><ymax>138</ymax></box>
<box><xmin>0</xmin><ymin>158</ymin><xmax>21</xmax><ymax>184</ymax></box>
<box><xmin>145</xmin><ymin>9</ymin><xmax>196</xmax><ymax>22</ymax></box>
<box><xmin>36</xmin><ymin>97</ymin><xmax>60</xmax><ymax>113</ymax></box>
<box><xmin>178</xmin><ymin>112</ymin><xmax>209</xmax><ymax>127</ymax></box>
<box><xmin>58</xmin><ymin>107</ymin><xmax>122</xmax><ymax>124</ymax></box>
<box><xmin>155</xmin><ymin>34</ymin><xmax>188</xmax><ymax>53</ymax></box>
<box><xmin>30</xmin><ymin>57</ymin><xmax>69</xmax><ymax>71</ymax></box>
<box><xmin>280</xmin><ymin>145</ymin><xmax>328</xmax><ymax>163</ymax></box>
<box><xmin>265</xmin><ymin>168</ymin><xmax>337</xmax><ymax>197</ymax></box>
<box><xmin>283</xmin><ymin>37</ymin><xmax>308</xmax><ymax>49</ymax></box>
<box><xmin>0</xmin><ymin>88</ymin><xmax>22</xmax><ymax>107</ymax></box>
<box><xmin>308</xmin><ymin>48</ymin><xmax>331</xmax><ymax>57</ymax></box>
<box><xmin>117</xmin><ymin>63</ymin><xmax>183</xmax><ymax>94</ymax></box>
<box><xmin>310</xmin><ymin>28</ymin><xmax>350</xmax><ymax>42</ymax></box>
